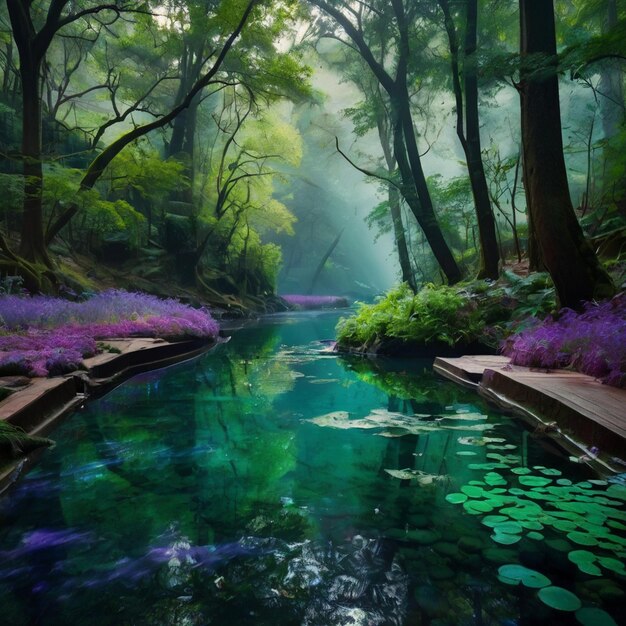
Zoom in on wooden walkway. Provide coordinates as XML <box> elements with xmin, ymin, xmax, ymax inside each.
<box><xmin>434</xmin><ymin>356</ymin><xmax>626</xmax><ymax>466</ymax></box>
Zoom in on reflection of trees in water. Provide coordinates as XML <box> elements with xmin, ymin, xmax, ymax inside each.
<box><xmin>192</xmin><ymin>323</ymin><xmax>299</xmax><ymax>541</ymax></box>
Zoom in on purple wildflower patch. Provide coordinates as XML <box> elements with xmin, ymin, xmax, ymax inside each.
<box><xmin>0</xmin><ymin>290</ymin><xmax>219</xmax><ymax>377</ymax></box>
<box><xmin>502</xmin><ymin>293</ymin><xmax>626</xmax><ymax>388</ymax></box>
<box><xmin>282</xmin><ymin>295</ymin><xmax>349</xmax><ymax>310</ymax></box>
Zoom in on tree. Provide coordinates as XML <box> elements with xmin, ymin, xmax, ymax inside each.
<box><xmin>519</xmin><ymin>0</ymin><xmax>614</xmax><ymax>307</ymax></box>
<box><xmin>6</xmin><ymin>0</ymin><xmax>144</xmax><ymax>270</ymax></box>
<box><xmin>3</xmin><ymin>0</ymin><xmax>258</xmax><ymax>292</ymax></box>
<box><xmin>310</xmin><ymin>0</ymin><xmax>462</xmax><ymax>284</ymax></box>
<box><xmin>438</xmin><ymin>0</ymin><xmax>500</xmax><ymax>279</ymax></box>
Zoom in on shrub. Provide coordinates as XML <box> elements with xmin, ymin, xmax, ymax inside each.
<box><xmin>336</xmin><ymin>283</ymin><xmax>485</xmax><ymax>350</ymax></box>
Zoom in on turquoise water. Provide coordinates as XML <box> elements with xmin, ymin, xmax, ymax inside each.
<box><xmin>0</xmin><ymin>311</ymin><xmax>624</xmax><ymax>625</ymax></box>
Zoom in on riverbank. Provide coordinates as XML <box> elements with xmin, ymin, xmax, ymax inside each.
<box><xmin>434</xmin><ymin>355</ymin><xmax>626</xmax><ymax>474</ymax></box>
<box><xmin>0</xmin><ymin>336</ymin><xmax>218</xmax><ymax>495</ymax></box>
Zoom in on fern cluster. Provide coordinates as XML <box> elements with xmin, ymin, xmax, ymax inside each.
<box><xmin>336</xmin><ymin>283</ymin><xmax>486</xmax><ymax>351</ymax></box>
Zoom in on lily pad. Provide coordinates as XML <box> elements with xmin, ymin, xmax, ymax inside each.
<box><xmin>461</xmin><ymin>485</ymin><xmax>484</xmax><ymax>498</ymax></box>
<box><xmin>577</xmin><ymin>561</ymin><xmax>602</xmax><ymax>576</ymax></box>
<box><xmin>445</xmin><ymin>493</ymin><xmax>468</xmax><ymax>505</ymax></box>
<box><xmin>567</xmin><ymin>532</ymin><xmax>598</xmax><ymax>547</ymax></box>
<box><xmin>481</xmin><ymin>515</ymin><xmax>509</xmax><ymax>528</ymax></box>
<box><xmin>497</xmin><ymin>564</ymin><xmax>551</xmax><ymax>588</ymax></box>
<box><xmin>511</xmin><ymin>467</ymin><xmax>532</xmax><ymax>475</ymax></box>
<box><xmin>538</xmin><ymin>586</ymin><xmax>582</xmax><ymax>611</ymax></box>
<box><xmin>493</xmin><ymin>521</ymin><xmax>523</xmax><ymax>535</ymax></box>
<box><xmin>464</xmin><ymin>500</ymin><xmax>494</xmax><ymax>515</ymax></box>
<box><xmin>575</xmin><ymin>607</ymin><xmax>618</xmax><ymax>626</ymax></box>
<box><xmin>519</xmin><ymin>476</ymin><xmax>552</xmax><ymax>487</ymax></box>
<box><xmin>606</xmin><ymin>484</ymin><xmax>626</xmax><ymax>500</ymax></box>
<box><xmin>538</xmin><ymin>468</ymin><xmax>562</xmax><ymax>476</ymax></box>
<box><xmin>527</xmin><ymin>531</ymin><xmax>544</xmax><ymax>541</ymax></box>
<box><xmin>597</xmin><ymin>556</ymin><xmax>626</xmax><ymax>575</ymax></box>
<box><xmin>485</xmin><ymin>472</ymin><xmax>507</xmax><ymax>486</ymax></box>
<box><xmin>468</xmin><ymin>463</ymin><xmax>509</xmax><ymax>470</ymax></box>
<box><xmin>568</xmin><ymin>549</ymin><xmax>596</xmax><ymax>564</ymax></box>
<box><xmin>491</xmin><ymin>532</ymin><xmax>521</xmax><ymax>545</ymax></box>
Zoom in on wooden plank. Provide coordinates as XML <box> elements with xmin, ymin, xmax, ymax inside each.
<box><xmin>482</xmin><ymin>368</ymin><xmax>626</xmax><ymax>459</ymax></box>
<box><xmin>434</xmin><ymin>355</ymin><xmax>516</xmax><ymax>387</ymax></box>
<box><xmin>435</xmin><ymin>354</ymin><xmax>626</xmax><ymax>463</ymax></box>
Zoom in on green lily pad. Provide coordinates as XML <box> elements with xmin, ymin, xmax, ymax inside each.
<box><xmin>461</xmin><ymin>485</ymin><xmax>484</xmax><ymax>498</ymax></box>
<box><xmin>567</xmin><ymin>532</ymin><xmax>598</xmax><ymax>547</ymax></box>
<box><xmin>607</xmin><ymin>520</ymin><xmax>626</xmax><ymax>531</ymax></box>
<box><xmin>538</xmin><ymin>586</ymin><xmax>582</xmax><ymax>611</ymax></box>
<box><xmin>492</xmin><ymin>531</ymin><xmax>521</xmax><ymax>545</ymax></box>
<box><xmin>538</xmin><ymin>468</ymin><xmax>562</xmax><ymax>476</ymax></box>
<box><xmin>568</xmin><ymin>549</ymin><xmax>596</xmax><ymax>564</ymax></box>
<box><xmin>493</xmin><ymin>521</ymin><xmax>523</xmax><ymax>535</ymax></box>
<box><xmin>520</xmin><ymin>520</ymin><xmax>544</xmax><ymax>530</ymax></box>
<box><xmin>577</xmin><ymin>561</ymin><xmax>602</xmax><ymax>576</ymax></box>
<box><xmin>468</xmin><ymin>480</ymin><xmax>486</xmax><ymax>486</ymax></box>
<box><xmin>557</xmin><ymin>479</ymin><xmax>573</xmax><ymax>486</ymax></box>
<box><xmin>456</xmin><ymin>451</ymin><xmax>478</xmax><ymax>456</ymax></box>
<box><xmin>485</xmin><ymin>472</ymin><xmax>507</xmax><ymax>486</ymax></box>
<box><xmin>497</xmin><ymin>564</ymin><xmax>551</xmax><ymax>588</ymax></box>
<box><xmin>606</xmin><ymin>484</ymin><xmax>626</xmax><ymax>500</ymax></box>
<box><xmin>575</xmin><ymin>607</ymin><xmax>618</xmax><ymax>626</ymax></box>
<box><xmin>464</xmin><ymin>500</ymin><xmax>494</xmax><ymax>514</ymax></box>
<box><xmin>511</xmin><ymin>467</ymin><xmax>532</xmax><ymax>475</ymax></box>
<box><xmin>468</xmin><ymin>463</ymin><xmax>509</xmax><ymax>470</ymax></box>
<box><xmin>527</xmin><ymin>531</ymin><xmax>544</xmax><ymax>540</ymax></box>
<box><xmin>445</xmin><ymin>493</ymin><xmax>467</xmax><ymax>505</ymax></box>
<box><xmin>554</xmin><ymin>520</ymin><xmax>578</xmax><ymax>532</ymax></box>
<box><xmin>481</xmin><ymin>515</ymin><xmax>509</xmax><ymax>528</ymax></box>
<box><xmin>597</xmin><ymin>556</ymin><xmax>626</xmax><ymax>575</ymax></box>
<box><xmin>519</xmin><ymin>476</ymin><xmax>552</xmax><ymax>487</ymax></box>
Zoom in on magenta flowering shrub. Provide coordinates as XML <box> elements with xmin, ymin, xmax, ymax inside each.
<box><xmin>502</xmin><ymin>293</ymin><xmax>626</xmax><ymax>387</ymax></box>
<box><xmin>282</xmin><ymin>295</ymin><xmax>349</xmax><ymax>310</ymax></box>
<box><xmin>0</xmin><ymin>290</ymin><xmax>219</xmax><ymax>377</ymax></box>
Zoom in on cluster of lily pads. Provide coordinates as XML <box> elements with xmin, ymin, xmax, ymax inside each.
<box><xmin>496</xmin><ymin>564</ymin><xmax>618</xmax><ymax>624</ymax></box>
<box><xmin>445</xmin><ymin>463</ymin><xmax>625</xmax><ymax>622</ymax></box>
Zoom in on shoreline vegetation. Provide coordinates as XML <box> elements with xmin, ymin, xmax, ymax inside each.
<box><xmin>335</xmin><ymin>278</ymin><xmax>625</xmax><ymax>389</ymax></box>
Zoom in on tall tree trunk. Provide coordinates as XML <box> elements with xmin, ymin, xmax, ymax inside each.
<box><xmin>463</xmin><ymin>0</ymin><xmax>499</xmax><ymax>279</ymax></box>
<box><xmin>18</xmin><ymin>57</ymin><xmax>51</xmax><ymax>267</ymax></box>
<box><xmin>599</xmin><ymin>0</ymin><xmax>623</xmax><ymax>140</ymax></box>
<box><xmin>439</xmin><ymin>0</ymin><xmax>499</xmax><ymax>279</ymax></box>
<box><xmin>519</xmin><ymin>0</ymin><xmax>614</xmax><ymax>307</ymax></box>
<box><xmin>388</xmin><ymin>184</ymin><xmax>416</xmax><ymax>290</ymax></box>
<box><xmin>375</xmin><ymin>104</ymin><xmax>417</xmax><ymax>291</ymax></box>
<box><xmin>395</xmin><ymin>96</ymin><xmax>462</xmax><ymax>284</ymax></box>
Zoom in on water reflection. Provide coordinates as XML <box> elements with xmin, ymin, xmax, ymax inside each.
<box><xmin>0</xmin><ymin>311</ymin><xmax>623</xmax><ymax>625</ymax></box>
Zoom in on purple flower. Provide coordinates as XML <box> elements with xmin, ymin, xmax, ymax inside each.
<box><xmin>282</xmin><ymin>295</ymin><xmax>349</xmax><ymax>310</ymax></box>
<box><xmin>502</xmin><ymin>293</ymin><xmax>626</xmax><ymax>388</ymax></box>
<box><xmin>0</xmin><ymin>290</ymin><xmax>219</xmax><ymax>377</ymax></box>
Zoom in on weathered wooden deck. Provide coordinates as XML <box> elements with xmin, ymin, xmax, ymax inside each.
<box><xmin>434</xmin><ymin>355</ymin><xmax>626</xmax><ymax>467</ymax></box>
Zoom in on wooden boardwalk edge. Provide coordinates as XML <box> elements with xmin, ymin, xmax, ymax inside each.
<box><xmin>434</xmin><ymin>355</ymin><xmax>626</xmax><ymax>473</ymax></box>
<box><xmin>0</xmin><ymin>337</ymin><xmax>218</xmax><ymax>496</ymax></box>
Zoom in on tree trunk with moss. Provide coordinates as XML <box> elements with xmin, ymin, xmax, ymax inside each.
<box><xmin>519</xmin><ymin>0</ymin><xmax>614</xmax><ymax>307</ymax></box>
